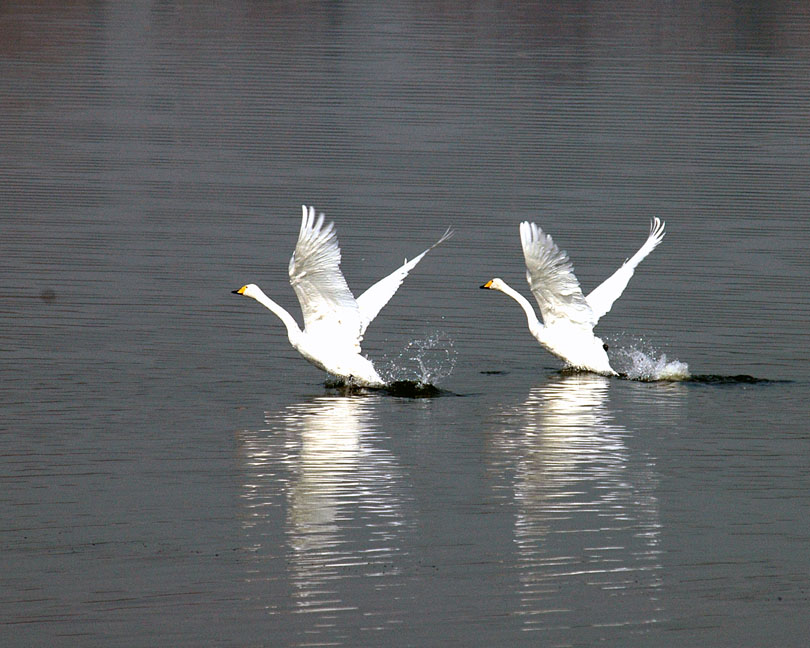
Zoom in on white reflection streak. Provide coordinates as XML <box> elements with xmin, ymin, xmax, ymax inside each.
<box><xmin>240</xmin><ymin>395</ymin><xmax>407</xmax><ymax>630</ymax></box>
<box><xmin>287</xmin><ymin>398</ymin><xmax>365</xmax><ymax>560</ymax></box>
<box><xmin>282</xmin><ymin>397</ymin><xmax>407</xmax><ymax>618</ymax></box>
<box><xmin>495</xmin><ymin>374</ymin><xmax>663</xmax><ymax>631</ymax></box>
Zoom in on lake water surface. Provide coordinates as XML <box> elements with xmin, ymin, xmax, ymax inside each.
<box><xmin>3</xmin><ymin>2</ymin><xmax>809</xmax><ymax>646</ymax></box>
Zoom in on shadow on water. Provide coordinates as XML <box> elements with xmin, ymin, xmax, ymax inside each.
<box><xmin>324</xmin><ymin>378</ymin><xmax>451</xmax><ymax>398</ymax></box>
<box><xmin>489</xmin><ymin>368</ymin><xmax>790</xmax><ymax>386</ymax></box>
<box><xmin>677</xmin><ymin>374</ymin><xmax>791</xmax><ymax>385</ymax></box>
<box><xmin>609</xmin><ymin>369</ymin><xmax>789</xmax><ymax>385</ymax></box>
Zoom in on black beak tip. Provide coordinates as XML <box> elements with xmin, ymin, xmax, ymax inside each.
<box><xmin>479</xmin><ymin>283</ymin><xmax>488</xmax><ymax>289</ymax></box>
<box><xmin>231</xmin><ymin>290</ymin><xmax>241</xmax><ymax>295</ymax></box>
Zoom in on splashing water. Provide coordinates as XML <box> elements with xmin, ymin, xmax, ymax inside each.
<box><xmin>612</xmin><ymin>341</ymin><xmax>690</xmax><ymax>381</ymax></box>
<box><xmin>380</xmin><ymin>332</ymin><xmax>457</xmax><ymax>385</ymax></box>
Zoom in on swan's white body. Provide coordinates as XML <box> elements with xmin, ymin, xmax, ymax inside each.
<box><xmin>234</xmin><ymin>205</ymin><xmax>452</xmax><ymax>387</ymax></box>
<box><xmin>482</xmin><ymin>218</ymin><xmax>665</xmax><ymax>376</ymax></box>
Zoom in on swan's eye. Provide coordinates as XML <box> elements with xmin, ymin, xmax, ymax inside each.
<box><xmin>603</xmin><ymin>343</ymin><xmax>609</xmax><ymax>351</ymax></box>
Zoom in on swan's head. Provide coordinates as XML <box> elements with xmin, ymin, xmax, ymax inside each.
<box><xmin>232</xmin><ymin>283</ymin><xmax>261</xmax><ymax>299</ymax></box>
<box><xmin>480</xmin><ymin>278</ymin><xmax>506</xmax><ymax>291</ymax></box>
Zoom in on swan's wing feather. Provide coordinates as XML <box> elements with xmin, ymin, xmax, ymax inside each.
<box><xmin>356</xmin><ymin>227</ymin><xmax>453</xmax><ymax>335</ymax></box>
<box><xmin>520</xmin><ymin>221</ymin><xmax>596</xmax><ymax>329</ymax></box>
<box><xmin>288</xmin><ymin>205</ymin><xmax>362</xmax><ymax>347</ymax></box>
<box><xmin>585</xmin><ymin>217</ymin><xmax>665</xmax><ymax>322</ymax></box>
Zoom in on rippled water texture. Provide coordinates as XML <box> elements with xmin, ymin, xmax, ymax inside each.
<box><xmin>3</xmin><ymin>2</ymin><xmax>810</xmax><ymax>646</ymax></box>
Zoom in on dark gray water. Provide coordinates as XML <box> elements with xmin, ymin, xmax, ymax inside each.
<box><xmin>3</xmin><ymin>2</ymin><xmax>809</xmax><ymax>646</ymax></box>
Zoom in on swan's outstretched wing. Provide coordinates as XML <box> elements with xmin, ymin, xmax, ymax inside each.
<box><xmin>355</xmin><ymin>227</ymin><xmax>453</xmax><ymax>335</ymax></box>
<box><xmin>288</xmin><ymin>205</ymin><xmax>362</xmax><ymax>347</ymax></box>
<box><xmin>585</xmin><ymin>217</ymin><xmax>665</xmax><ymax>323</ymax></box>
<box><xmin>520</xmin><ymin>221</ymin><xmax>596</xmax><ymax>329</ymax></box>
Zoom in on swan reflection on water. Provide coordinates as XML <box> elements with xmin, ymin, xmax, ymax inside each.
<box><xmin>237</xmin><ymin>396</ymin><xmax>410</xmax><ymax>635</ymax></box>
<box><xmin>488</xmin><ymin>373</ymin><xmax>666</xmax><ymax>634</ymax></box>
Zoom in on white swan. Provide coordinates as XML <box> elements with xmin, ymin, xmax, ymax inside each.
<box><xmin>233</xmin><ymin>205</ymin><xmax>452</xmax><ymax>387</ymax></box>
<box><xmin>481</xmin><ymin>218</ymin><xmax>665</xmax><ymax>376</ymax></box>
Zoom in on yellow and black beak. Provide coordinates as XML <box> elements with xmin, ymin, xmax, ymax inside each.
<box><xmin>232</xmin><ymin>286</ymin><xmax>247</xmax><ymax>295</ymax></box>
<box><xmin>480</xmin><ymin>280</ymin><xmax>493</xmax><ymax>289</ymax></box>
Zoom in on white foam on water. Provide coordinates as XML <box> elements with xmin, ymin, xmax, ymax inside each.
<box><xmin>612</xmin><ymin>342</ymin><xmax>690</xmax><ymax>381</ymax></box>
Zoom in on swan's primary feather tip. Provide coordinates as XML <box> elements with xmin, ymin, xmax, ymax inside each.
<box><xmin>650</xmin><ymin>216</ymin><xmax>665</xmax><ymax>239</ymax></box>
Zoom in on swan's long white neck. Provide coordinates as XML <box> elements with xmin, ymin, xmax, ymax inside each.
<box><xmin>246</xmin><ymin>286</ymin><xmax>303</xmax><ymax>344</ymax></box>
<box><xmin>493</xmin><ymin>280</ymin><xmax>543</xmax><ymax>338</ymax></box>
